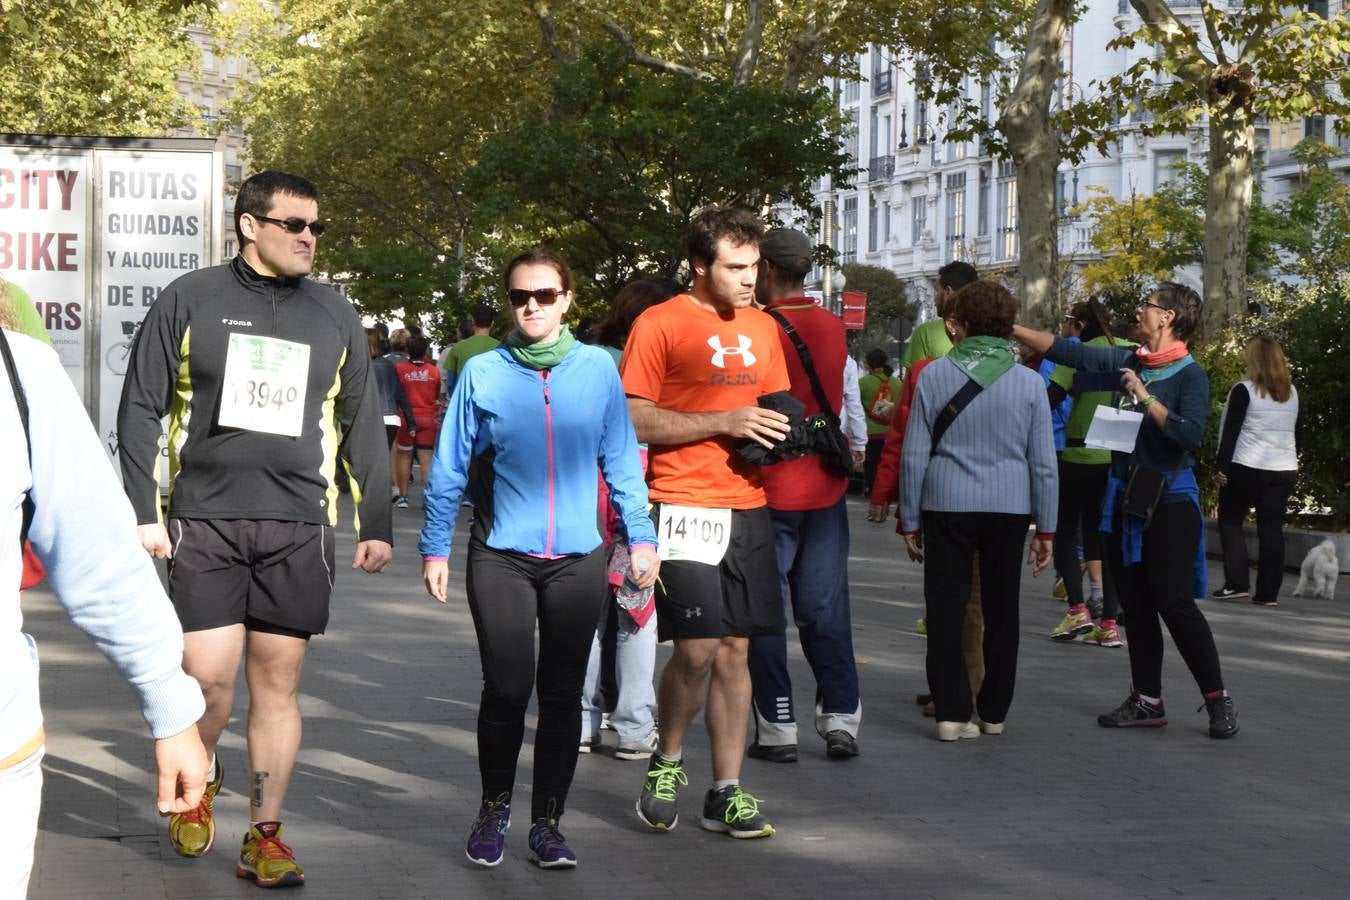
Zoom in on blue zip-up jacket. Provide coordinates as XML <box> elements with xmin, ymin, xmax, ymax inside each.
<box><xmin>419</xmin><ymin>343</ymin><xmax>656</xmax><ymax>559</ymax></box>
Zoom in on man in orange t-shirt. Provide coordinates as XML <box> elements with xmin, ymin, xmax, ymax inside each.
<box><xmin>621</xmin><ymin>207</ymin><xmax>790</xmax><ymax>840</ymax></box>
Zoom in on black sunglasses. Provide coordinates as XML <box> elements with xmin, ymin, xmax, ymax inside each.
<box><xmin>254</xmin><ymin>215</ymin><xmax>326</xmax><ymax>237</ymax></box>
<box><xmin>508</xmin><ymin>287</ymin><xmax>566</xmax><ymax>307</ymax></box>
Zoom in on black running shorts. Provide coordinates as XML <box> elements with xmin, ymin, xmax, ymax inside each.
<box><xmin>167</xmin><ymin>518</ymin><xmax>336</xmax><ymax>638</ymax></box>
<box><xmin>650</xmin><ymin>503</ymin><xmax>785</xmax><ymax>642</ymax></box>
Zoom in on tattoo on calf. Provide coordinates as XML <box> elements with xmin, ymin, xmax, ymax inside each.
<box><xmin>252</xmin><ymin>770</ymin><xmax>270</xmax><ymax>809</ymax></box>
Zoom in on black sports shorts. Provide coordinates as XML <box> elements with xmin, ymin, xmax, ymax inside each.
<box><xmin>167</xmin><ymin>518</ymin><xmax>336</xmax><ymax>638</ymax></box>
<box><xmin>649</xmin><ymin>502</ymin><xmax>785</xmax><ymax>642</ymax></box>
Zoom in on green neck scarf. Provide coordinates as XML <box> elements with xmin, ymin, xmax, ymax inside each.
<box><xmin>947</xmin><ymin>334</ymin><xmax>1015</xmax><ymax>389</ymax></box>
<box><xmin>504</xmin><ymin>324</ymin><xmax>576</xmax><ymax>370</ymax></box>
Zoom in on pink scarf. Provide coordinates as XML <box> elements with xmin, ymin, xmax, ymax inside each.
<box><xmin>1135</xmin><ymin>341</ymin><xmax>1188</xmax><ymax>368</ymax></box>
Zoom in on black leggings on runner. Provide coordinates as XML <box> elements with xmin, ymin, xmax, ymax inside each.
<box><xmin>1104</xmin><ymin>501</ymin><xmax>1223</xmax><ymax>699</ymax></box>
<box><xmin>465</xmin><ymin>539</ymin><xmax>606</xmax><ymax>821</ymax></box>
<box><xmin>1052</xmin><ymin>459</ymin><xmax>1119</xmax><ymax>619</ymax></box>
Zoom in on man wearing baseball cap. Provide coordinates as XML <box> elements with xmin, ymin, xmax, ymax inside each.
<box><xmin>747</xmin><ymin>227</ymin><xmax>862</xmax><ymax>763</ymax></box>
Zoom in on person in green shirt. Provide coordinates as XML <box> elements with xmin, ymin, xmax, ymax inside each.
<box><xmin>857</xmin><ymin>348</ymin><xmax>903</xmax><ymax>495</ymax></box>
<box><xmin>1046</xmin><ymin>300</ymin><xmax>1136</xmax><ymax>648</ymax></box>
<box><xmin>900</xmin><ymin>260</ymin><xmax>977</xmax><ymax>373</ymax></box>
<box><xmin>2</xmin><ymin>279</ymin><xmax>52</xmax><ymax>345</ymax></box>
<box><xmin>441</xmin><ymin>303</ymin><xmax>499</xmax><ymax>401</ymax></box>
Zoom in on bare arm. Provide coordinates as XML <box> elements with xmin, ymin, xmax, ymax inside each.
<box><xmin>627</xmin><ymin>397</ymin><xmax>789</xmax><ymax>449</ymax></box>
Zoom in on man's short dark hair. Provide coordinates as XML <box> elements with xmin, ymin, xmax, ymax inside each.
<box><xmin>407</xmin><ymin>332</ymin><xmax>429</xmax><ymax>360</ymax></box>
<box><xmin>937</xmin><ymin>260</ymin><xmax>978</xmax><ymax>292</ymax></box>
<box><xmin>951</xmin><ymin>281</ymin><xmax>1018</xmax><ymax>339</ymax></box>
<box><xmin>685</xmin><ymin>206</ymin><xmax>764</xmax><ymax>272</ymax></box>
<box><xmin>234</xmin><ymin>171</ymin><xmax>319</xmax><ymax>242</ymax></box>
<box><xmin>472</xmin><ymin>304</ymin><xmax>495</xmax><ymax>329</ymax></box>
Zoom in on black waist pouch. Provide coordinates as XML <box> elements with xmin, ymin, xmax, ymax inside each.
<box><xmin>1121</xmin><ymin>466</ymin><xmax>1167</xmax><ymax>527</ymax></box>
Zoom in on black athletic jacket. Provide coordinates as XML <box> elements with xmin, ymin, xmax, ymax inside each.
<box><xmin>117</xmin><ymin>256</ymin><xmax>392</xmax><ymax>543</ymax></box>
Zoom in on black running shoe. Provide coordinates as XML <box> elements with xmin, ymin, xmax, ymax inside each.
<box><xmin>1201</xmin><ymin>692</ymin><xmax>1239</xmax><ymax>739</ymax></box>
<box><xmin>1098</xmin><ymin>692</ymin><xmax>1167</xmax><ymax>728</ymax></box>
<box><xmin>1212</xmin><ymin>586</ymin><xmax>1249</xmax><ymax>600</ymax></box>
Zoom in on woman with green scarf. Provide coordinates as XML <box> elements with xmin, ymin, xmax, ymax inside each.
<box><xmin>419</xmin><ymin>248</ymin><xmax>659</xmax><ymax>870</ymax></box>
<box><xmin>899</xmin><ymin>281</ymin><xmax>1057</xmax><ymax>742</ymax></box>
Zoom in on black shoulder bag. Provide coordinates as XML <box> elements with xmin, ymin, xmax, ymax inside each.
<box><xmin>765</xmin><ymin>310</ymin><xmax>855</xmax><ymax>477</ymax></box>
<box><xmin>1</xmin><ymin>328</ymin><xmax>35</xmax><ymax>545</ymax></box>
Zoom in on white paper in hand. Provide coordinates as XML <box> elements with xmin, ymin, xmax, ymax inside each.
<box><xmin>1084</xmin><ymin>405</ymin><xmax>1144</xmax><ymax>453</ymax></box>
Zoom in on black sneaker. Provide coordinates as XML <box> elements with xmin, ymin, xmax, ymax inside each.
<box><xmin>824</xmin><ymin>730</ymin><xmax>859</xmax><ymax>759</ymax></box>
<box><xmin>635</xmin><ymin>755</ymin><xmax>687</xmax><ymax>831</ymax></box>
<box><xmin>1212</xmin><ymin>586</ymin><xmax>1249</xmax><ymax>600</ymax></box>
<box><xmin>700</xmin><ymin>786</ymin><xmax>774</xmax><ymax>839</ymax></box>
<box><xmin>746</xmin><ymin>741</ymin><xmax>798</xmax><ymax>763</ymax></box>
<box><xmin>1098</xmin><ymin>692</ymin><xmax>1167</xmax><ymax>728</ymax></box>
<box><xmin>1201</xmin><ymin>692</ymin><xmax>1239</xmax><ymax>739</ymax></box>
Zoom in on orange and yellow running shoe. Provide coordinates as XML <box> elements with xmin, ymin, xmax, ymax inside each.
<box><xmin>168</xmin><ymin>758</ymin><xmax>222</xmax><ymax>857</ymax></box>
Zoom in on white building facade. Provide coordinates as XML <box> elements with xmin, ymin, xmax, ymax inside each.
<box><xmin>808</xmin><ymin>0</ymin><xmax>1348</xmax><ymax>321</ymax></box>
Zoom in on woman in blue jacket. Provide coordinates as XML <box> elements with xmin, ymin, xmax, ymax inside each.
<box><xmin>420</xmin><ymin>248</ymin><xmax>658</xmax><ymax>871</ymax></box>
<box><xmin>1014</xmin><ymin>282</ymin><xmax>1238</xmax><ymax>741</ymax></box>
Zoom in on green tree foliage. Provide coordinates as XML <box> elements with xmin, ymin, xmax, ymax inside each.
<box><xmin>470</xmin><ymin>48</ymin><xmax>852</xmax><ymax>314</ymax></box>
<box><xmin>223</xmin><ymin>0</ymin><xmax>874</xmax><ymax>325</ymax></box>
<box><xmin>0</xmin><ymin>0</ymin><xmax>206</xmax><ymax>134</ymax></box>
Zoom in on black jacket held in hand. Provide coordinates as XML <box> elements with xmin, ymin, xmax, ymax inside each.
<box><xmin>116</xmin><ymin>255</ymin><xmax>392</xmax><ymax>544</ymax></box>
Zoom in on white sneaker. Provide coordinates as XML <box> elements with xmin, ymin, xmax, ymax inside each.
<box><xmin>978</xmin><ymin>720</ymin><xmax>1005</xmax><ymax>735</ymax></box>
<box><xmin>614</xmin><ymin>731</ymin><xmax>660</xmax><ymax>760</ymax></box>
<box><xmin>395</xmin><ymin>496</ymin><xmax>410</xmax><ymax>509</ymax></box>
<box><xmin>936</xmin><ymin>721</ymin><xmax>980</xmax><ymax>742</ymax></box>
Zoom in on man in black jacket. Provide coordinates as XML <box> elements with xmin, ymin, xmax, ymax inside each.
<box><xmin>118</xmin><ymin>171</ymin><xmax>392</xmax><ymax>888</ymax></box>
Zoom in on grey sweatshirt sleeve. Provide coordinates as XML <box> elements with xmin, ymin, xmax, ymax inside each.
<box><xmin>1025</xmin><ymin>387</ymin><xmax>1059</xmax><ymax>533</ymax></box>
<box><xmin>22</xmin><ymin>336</ymin><xmax>205</xmax><ymax>739</ymax></box>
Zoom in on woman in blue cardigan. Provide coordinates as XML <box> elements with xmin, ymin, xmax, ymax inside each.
<box><xmin>1014</xmin><ymin>282</ymin><xmax>1238</xmax><ymax>740</ymax></box>
<box><xmin>420</xmin><ymin>249</ymin><xmax>658</xmax><ymax>869</ymax></box>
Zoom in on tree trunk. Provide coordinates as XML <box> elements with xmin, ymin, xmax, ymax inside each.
<box><xmin>1203</xmin><ymin>89</ymin><xmax>1256</xmax><ymax>334</ymax></box>
<box><xmin>997</xmin><ymin>0</ymin><xmax>1072</xmax><ymax>327</ymax></box>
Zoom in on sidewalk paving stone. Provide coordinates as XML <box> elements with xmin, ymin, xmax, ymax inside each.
<box><xmin>24</xmin><ymin>494</ymin><xmax>1350</xmax><ymax>898</ymax></box>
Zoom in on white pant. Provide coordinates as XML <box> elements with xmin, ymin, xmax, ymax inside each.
<box><xmin>0</xmin><ymin>747</ymin><xmax>44</xmax><ymax>900</ymax></box>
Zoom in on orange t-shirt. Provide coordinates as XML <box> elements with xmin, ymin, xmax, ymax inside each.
<box><xmin>620</xmin><ymin>294</ymin><xmax>790</xmax><ymax>509</ymax></box>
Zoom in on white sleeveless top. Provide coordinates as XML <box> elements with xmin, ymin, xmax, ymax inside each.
<box><xmin>1232</xmin><ymin>380</ymin><xmax>1298</xmax><ymax>471</ymax></box>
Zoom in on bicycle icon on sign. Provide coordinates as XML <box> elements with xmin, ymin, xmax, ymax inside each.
<box><xmin>106</xmin><ymin>319</ymin><xmax>142</xmax><ymax>376</ymax></box>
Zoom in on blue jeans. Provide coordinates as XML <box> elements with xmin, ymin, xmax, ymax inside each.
<box><xmin>748</xmin><ymin>496</ymin><xmax>861</xmax><ymax>744</ymax></box>
<box><xmin>581</xmin><ymin>597</ymin><xmax>657</xmax><ymax>743</ymax></box>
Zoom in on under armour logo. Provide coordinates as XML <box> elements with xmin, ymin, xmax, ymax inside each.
<box><xmin>684</xmin><ymin>607</ymin><xmax>703</xmax><ymax>620</ymax></box>
<box><xmin>707</xmin><ymin>334</ymin><xmax>757</xmax><ymax>368</ymax></box>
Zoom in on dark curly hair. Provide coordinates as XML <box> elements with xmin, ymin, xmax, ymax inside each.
<box><xmin>1150</xmin><ymin>281</ymin><xmax>1202</xmax><ymax>341</ymax></box>
<box><xmin>685</xmin><ymin>206</ymin><xmax>764</xmax><ymax>272</ymax></box>
<box><xmin>951</xmin><ymin>281</ymin><xmax>1017</xmax><ymax>339</ymax></box>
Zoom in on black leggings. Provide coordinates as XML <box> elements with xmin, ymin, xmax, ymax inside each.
<box><xmin>1217</xmin><ymin>463</ymin><xmax>1296</xmax><ymax>602</ymax></box>
<box><xmin>1052</xmin><ymin>459</ymin><xmax>1119</xmax><ymax>619</ymax></box>
<box><xmin>1104</xmin><ymin>501</ymin><xmax>1223</xmax><ymax>699</ymax></box>
<box><xmin>465</xmin><ymin>539</ymin><xmax>606</xmax><ymax>821</ymax></box>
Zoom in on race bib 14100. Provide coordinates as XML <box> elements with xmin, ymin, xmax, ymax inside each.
<box><xmin>217</xmin><ymin>333</ymin><xmax>310</xmax><ymax>437</ymax></box>
<box><xmin>657</xmin><ymin>504</ymin><xmax>732</xmax><ymax>566</ymax></box>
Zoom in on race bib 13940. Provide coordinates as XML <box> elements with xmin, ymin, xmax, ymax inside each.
<box><xmin>217</xmin><ymin>333</ymin><xmax>310</xmax><ymax>436</ymax></box>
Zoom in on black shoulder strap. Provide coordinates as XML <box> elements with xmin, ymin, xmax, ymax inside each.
<box><xmin>930</xmin><ymin>377</ymin><xmax>983</xmax><ymax>455</ymax></box>
<box><xmin>0</xmin><ymin>328</ymin><xmax>35</xmax><ymax>543</ymax></box>
<box><xmin>765</xmin><ymin>309</ymin><xmax>840</xmax><ymax>425</ymax></box>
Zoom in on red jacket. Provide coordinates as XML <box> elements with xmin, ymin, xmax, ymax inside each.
<box><xmin>869</xmin><ymin>356</ymin><xmax>933</xmax><ymax>534</ymax></box>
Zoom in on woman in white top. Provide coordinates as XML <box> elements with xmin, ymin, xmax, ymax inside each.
<box><xmin>1214</xmin><ymin>336</ymin><xmax>1299</xmax><ymax>606</ymax></box>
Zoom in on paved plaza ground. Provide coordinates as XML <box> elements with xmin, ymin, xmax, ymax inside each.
<box><xmin>24</xmin><ymin>493</ymin><xmax>1350</xmax><ymax>899</ymax></box>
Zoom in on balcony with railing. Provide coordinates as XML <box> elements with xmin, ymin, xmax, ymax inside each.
<box><xmin>872</xmin><ymin>69</ymin><xmax>893</xmax><ymax>97</ymax></box>
<box><xmin>869</xmin><ymin>155</ymin><xmax>895</xmax><ymax>182</ymax></box>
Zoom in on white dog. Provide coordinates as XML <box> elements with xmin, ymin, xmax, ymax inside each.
<box><xmin>1293</xmin><ymin>538</ymin><xmax>1339</xmax><ymax>600</ymax></box>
